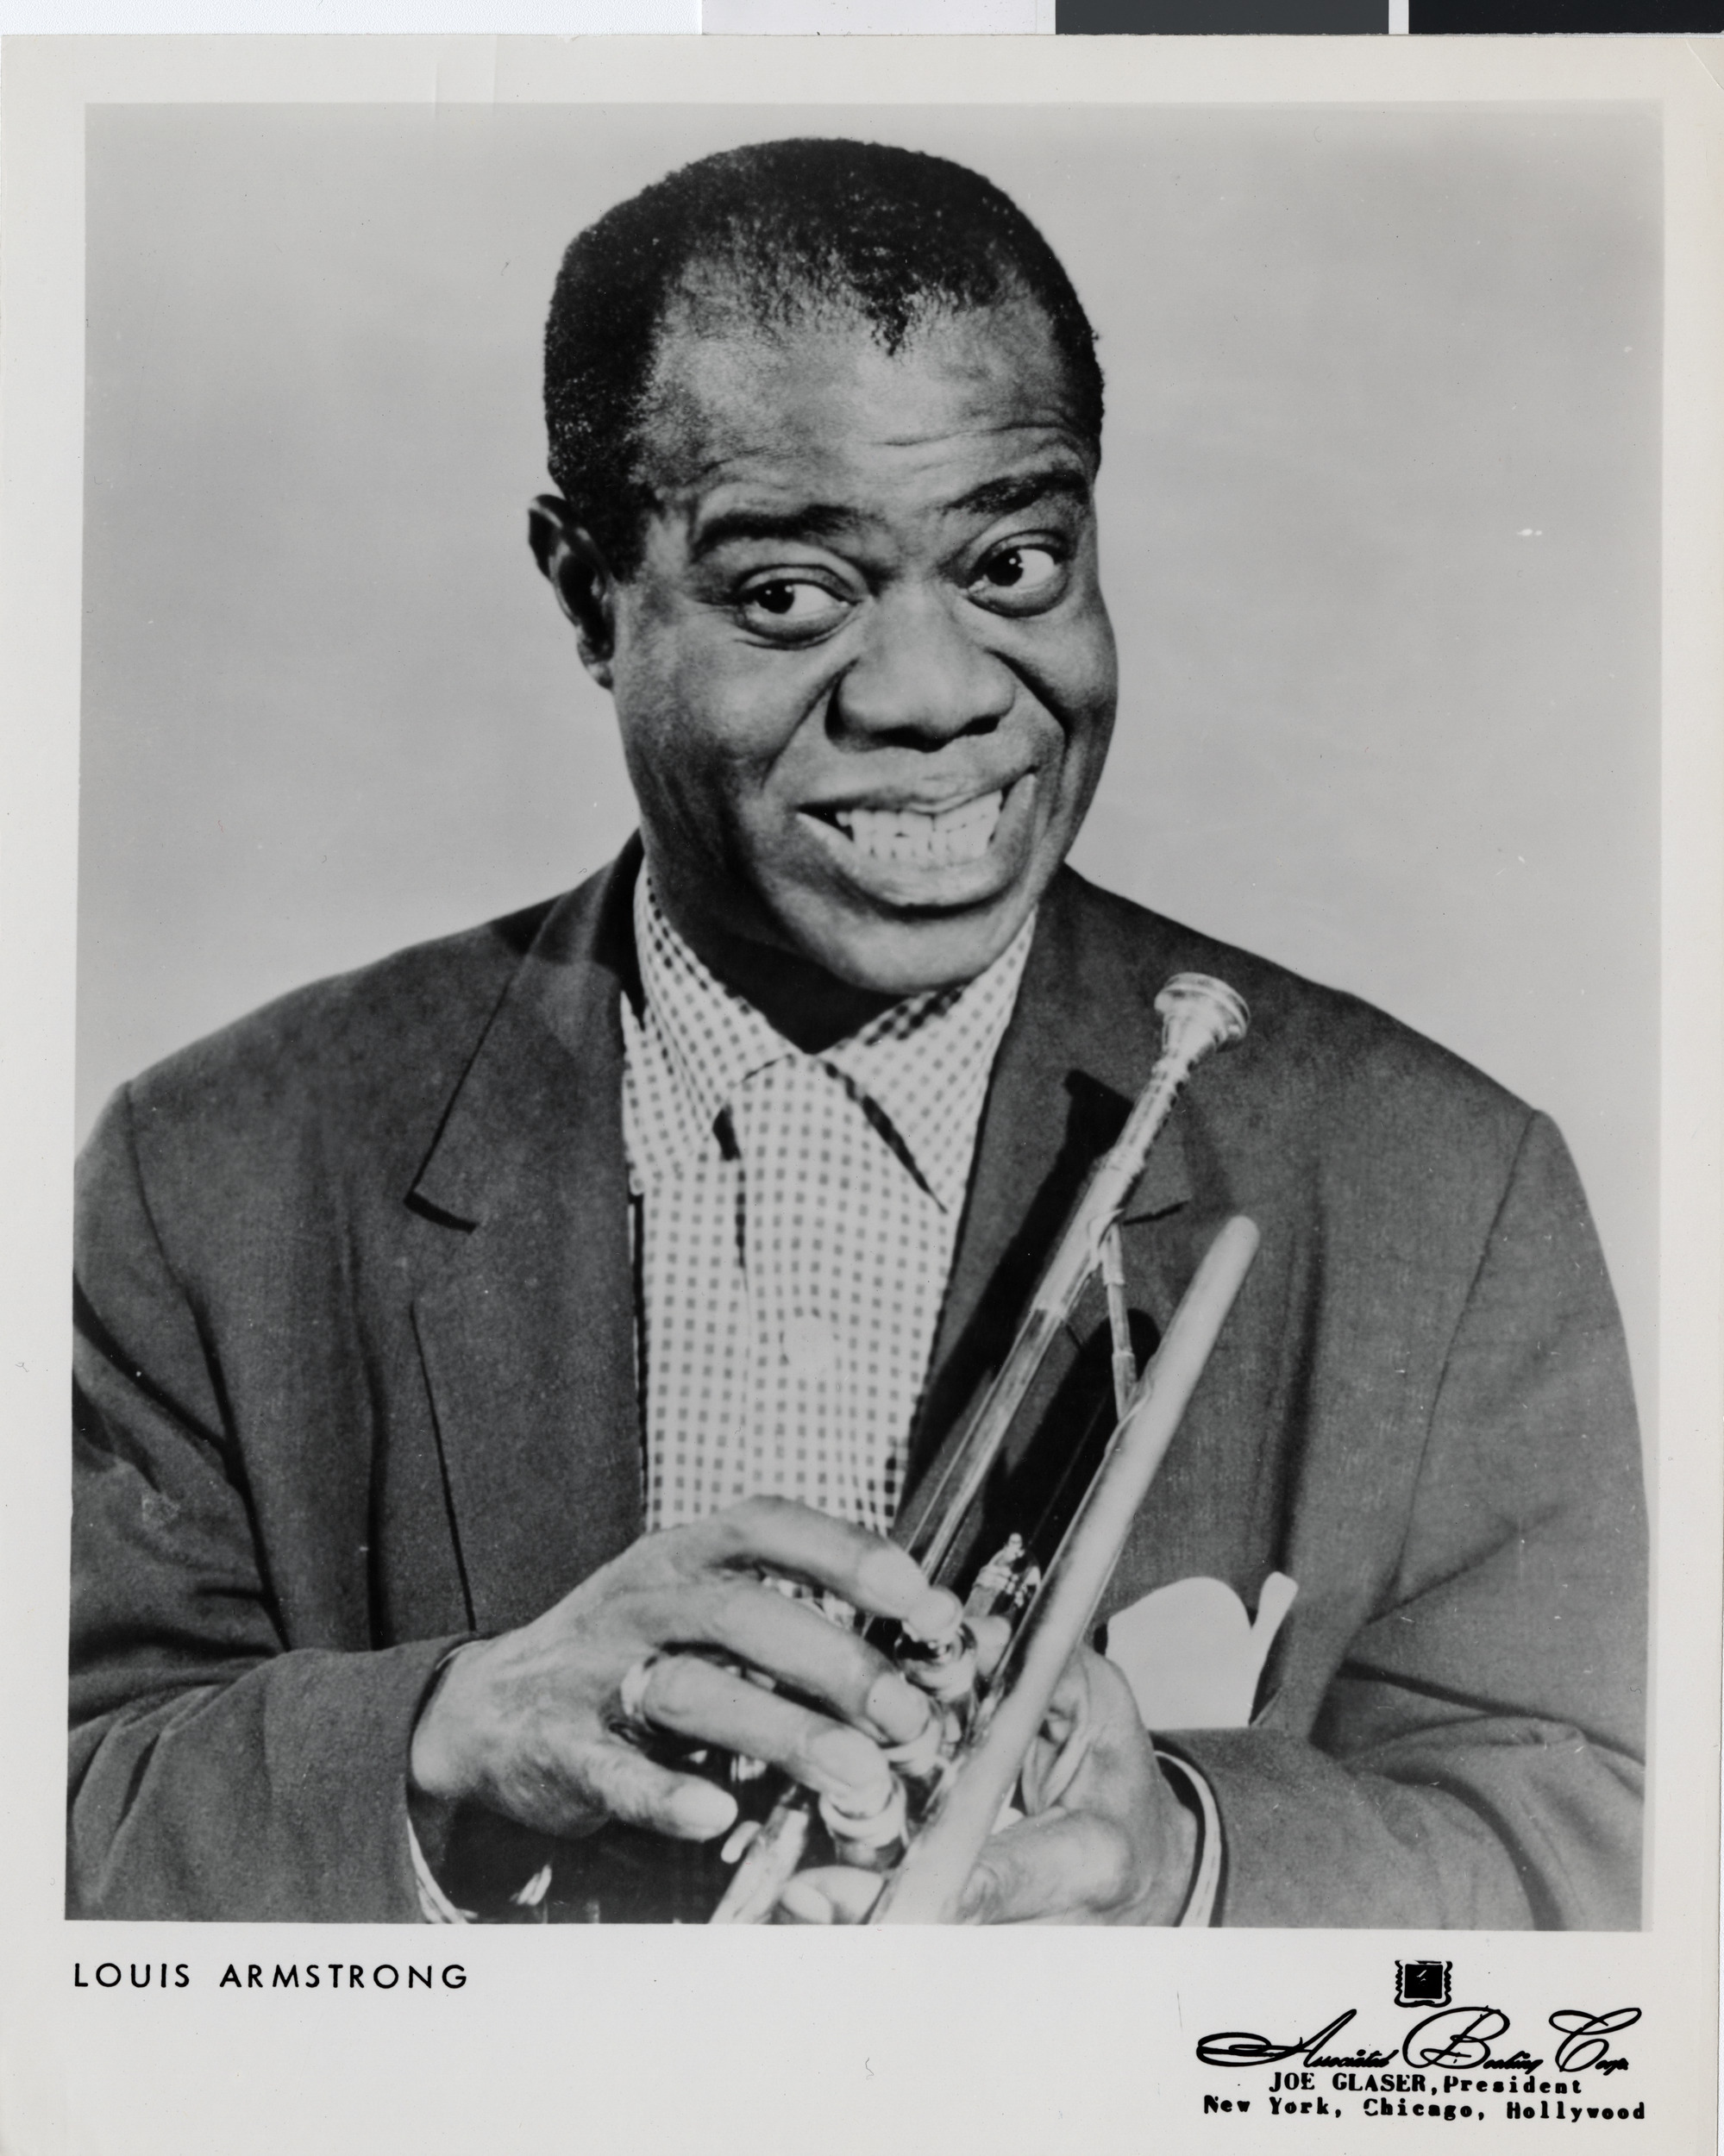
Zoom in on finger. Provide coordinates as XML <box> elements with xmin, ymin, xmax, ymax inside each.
<box><xmin>774</xmin><ymin>1877</ymin><xmax>835</xmax><ymax>1926</ymax></box>
<box><xmin>682</xmin><ymin>1497</ymin><xmax>957</xmax><ymax>1636</ymax></box>
<box><xmin>1021</xmin><ymin>1717</ymin><xmax>1088</xmax><ymax>1815</ymax></box>
<box><xmin>682</xmin><ymin>1577</ymin><xmax>931</xmax><ymax>1742</ymax></box>
<box><xmin>775</xmin><ymin>1867</ymin><xmax>886</xmax><ymax>1926</ymax></box>
<box><xmin>643</xmin><ymin>1653</ymin><xmax>895</xmax><ymax>1808</ymax></box>
<box><xmin>1073</xmin><ymin>1645</ymin><xmax>1143</xmax><ymax>1727</ymax></box>
<box><xmin>956</xmin><ymin>1809</ymin><xmax>1136</xmax><ymax>1925</ymax></box>
<box><xmin>1019</xmin><ymin>1655</ymin><xmax>1095</xmax><ymax>1814</ymax></box>
<box><xmin>1020</xmin><ymin>1645</ymin><xmax>1154</xmax><ymax>1814</ymax></box>
<box><xmin>574</xmin><ymin>1738</ymin><xmax>739</xmax><ymax>1843</ymax></box>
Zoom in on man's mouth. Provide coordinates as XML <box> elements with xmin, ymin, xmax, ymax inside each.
<box><xmin>822</xmin><ymin>790</ymin><xmax>1006</xmax><ymax>868</ymax></box>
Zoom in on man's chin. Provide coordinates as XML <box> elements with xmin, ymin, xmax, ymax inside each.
<box><xmin>793</xmin><ymin>898</ymin><xmax>1039</xmax><ymax>1000</ymax></box>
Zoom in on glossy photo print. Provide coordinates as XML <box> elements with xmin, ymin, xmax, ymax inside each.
<box><xmin>71</xmin><ymin>97</ymin><xmax>1657</xmax><ymax>1932</ymax></box>
<box><xmin>2</xmin><ymin>36</ymin><xmax>1718</xmax><ymax>2156</ymax></box>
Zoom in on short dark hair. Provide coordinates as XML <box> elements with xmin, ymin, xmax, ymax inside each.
<box><xmin>543</xmin><ymin>137</ymin><xmax>1104</xmax><ymax>576</ymax></box>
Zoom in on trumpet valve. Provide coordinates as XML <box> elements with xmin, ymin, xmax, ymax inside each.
<box><xmin>966</xmin><ymin>1532</ymin><xmax>1031</xmax><ymax>1619</ymax></box>
<box><xmin>818</xmin><ymin>1777</ymin><xmax>908</xmax><ymax>1872</ymax></box>
<box><xmin>896</xmin><ymin>1618</ymin><xmax>980</xmax><ymax>1709</ymax></box>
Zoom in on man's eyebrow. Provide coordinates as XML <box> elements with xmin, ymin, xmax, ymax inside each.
<box><xmin>944</xmin><ymin>467</ymin><xmax>1094</xmax><ymax>522</ymax></box>
<box><xmin>690</xmin><ymin>504</ymin><xmax>861</xmax><ymax>558</ymax></box>
<box><xmin>688</xmin><ymin>467</ymin><xmax>1094</xmax><ymax>561</ymax></box>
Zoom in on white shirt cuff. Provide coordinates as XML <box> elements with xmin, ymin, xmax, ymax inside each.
<box><xmin>1154</xmin><ymin>1749</ymin><xmax>1223</xmax><ymax>1927</ymax></box>
<box><xmin>409</xmin><ymin>1813</ymin><xmax>476</xmax><ymax>1924</ymax></box>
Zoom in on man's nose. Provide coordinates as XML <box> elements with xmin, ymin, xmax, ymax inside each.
<box><xmin>830</xmin><ymin>587</ymin><xmax>1017</xmax><ymax>747</ymax></box>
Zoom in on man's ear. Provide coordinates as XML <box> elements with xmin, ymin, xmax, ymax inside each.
<box><xmin>529</xmin><ymin>495</ymin><xmax>619</xmax><ymax>687</ymax></box>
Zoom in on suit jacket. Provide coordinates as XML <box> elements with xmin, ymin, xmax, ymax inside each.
<box><xmin>70</xmin><ymin>847</ymin><xmax>1646</xmax><ymax>1926</ymax></box>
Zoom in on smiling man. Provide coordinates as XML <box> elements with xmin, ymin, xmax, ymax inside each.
<box><xmin>70</xmin><ymin>140</ymin><xmax>1646</xmax><ymax>1928</ymax></box>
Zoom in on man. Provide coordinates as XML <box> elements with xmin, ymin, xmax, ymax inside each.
<box><xmin>69</xmin><ymin>138</ymin><xmax>1645</xmax><ymax>1927</ymax></box>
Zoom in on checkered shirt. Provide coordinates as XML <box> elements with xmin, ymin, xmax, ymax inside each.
<box><xmin>622</xmin><ymin>869</ymin><xmax>1034</xmax><ymax>1541</ymax></box>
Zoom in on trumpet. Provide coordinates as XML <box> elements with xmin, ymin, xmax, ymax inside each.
<box><xmin>711</xmin><ymin>972</ymin><xmax>1255</xmax><ymax>1925</ymax></box>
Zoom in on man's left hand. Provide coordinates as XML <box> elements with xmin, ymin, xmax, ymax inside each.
<box><xmin>776</xmin><ymin>1645</ymin><xmax>1197</xmax><ymax>1925</ymax></box>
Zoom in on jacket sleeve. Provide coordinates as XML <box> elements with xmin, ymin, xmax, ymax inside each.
<box><xmin>1171</xmin><ymin>1112</ymin><xmax>1646</xmax><ymax>1929</ymax></box>
<box><xmin>70</xmin><ymin>1088</ymin><xmax>461</xmax><ymax>1921</ymax></box>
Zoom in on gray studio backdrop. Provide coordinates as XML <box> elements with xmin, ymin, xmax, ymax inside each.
<box><xmin>79</xmin><ymin>103</ymin><xmax>1660</xmax><ymax>1412</ymax></box>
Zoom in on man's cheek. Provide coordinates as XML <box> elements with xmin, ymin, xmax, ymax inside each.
<box><xmin>660</xmin><ymin>656</ymin><xmax>806</xmax><ymax>761</ymax></box>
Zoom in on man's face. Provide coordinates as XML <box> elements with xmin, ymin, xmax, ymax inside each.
<box><xmin>575</xmin><ymin>294</ymin><xmax>1117</xmax><ymax>997</ymax></box>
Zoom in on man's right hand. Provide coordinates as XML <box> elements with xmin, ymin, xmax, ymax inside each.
<box><xmin>407</xmin><ymin>1497</ymin><xmax>955</xmax><ymax>1846</ymax></box>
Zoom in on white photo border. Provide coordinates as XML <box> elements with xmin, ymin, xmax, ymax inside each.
<box><xmin>2</xmin><ymin>35</ymin><xmax>1718</xmax><ymax>2156</ymax></box>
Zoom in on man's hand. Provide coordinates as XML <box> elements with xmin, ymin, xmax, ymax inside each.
<box><xmin>407</xmin><ymin>1497</ymin><xmax>954</xmax><ymax>1847</ymax></box>
<box><xmin>778</xmin><ymin>1645</ymin><xmax>1198</xmax><ymax>1926</ymax></box>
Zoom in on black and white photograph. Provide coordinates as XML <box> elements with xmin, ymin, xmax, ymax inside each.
<box><xmin>3</xmin><ymin>32</ymin><xmax>1720</xmax><ymax>2156</ymax></box>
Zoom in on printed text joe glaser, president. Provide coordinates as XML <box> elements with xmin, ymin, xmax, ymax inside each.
<box><xmin>69</xmin><ymin>139</ymin><xmax>1646</xmax><ymax>1928</ymax></box>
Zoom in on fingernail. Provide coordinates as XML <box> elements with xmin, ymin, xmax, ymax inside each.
<box><xmin>864</xmin><ymin>1671</ymin><xmax>931</xmax><ymax>1745</ymax></box>
<box><xmin>857</xmin><ymin>1543</ymin><xmax>927</xmax><ymax>1611</ymax></box>
<box><xmin>902</xmin><ymin>1587</ymin><xmax>963</xmax><ymax>1645</ymax></box>
<box><xmin>670</xmin><ymin>1781</ymin><xmax>737</xmax><ymax>1839</ymax></box>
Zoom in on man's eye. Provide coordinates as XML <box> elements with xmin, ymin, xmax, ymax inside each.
<box><xmin>973</xmin><ymin>545</ymin><xmax>1065</xmax><ymax>603</ymax></box>
<box><xmin>739</xmin><ymin>580</ymin><xmax>849</xmax><ymax>634</ymax></box>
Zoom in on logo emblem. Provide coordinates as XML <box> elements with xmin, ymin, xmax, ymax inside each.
<box><xmin>1395</xmin><ymin>1960</ymin><xmax>1452</xmax><ymax>2009</ymax></box>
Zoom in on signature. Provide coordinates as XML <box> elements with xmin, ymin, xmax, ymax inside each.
<box><xmin>1196</xmin><ymin>2004</ymin><xmax>1640</xmax><ymax>2077</ymax></box>
<box><xmin>1549</xmin><ymin>2009</ymin><xmax>1643</xmax><ymax>2075</ymax></box>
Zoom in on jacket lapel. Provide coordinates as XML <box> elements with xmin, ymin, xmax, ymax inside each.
<box><xmin>898</xmin><ymin>870</ymin><xmax>1198</xmax><ymax>1554</ymax></box>
<box><xmin>407</xmin><ymin>848</ymin><xmax>645</xmax><ymax>1635</ymax></box>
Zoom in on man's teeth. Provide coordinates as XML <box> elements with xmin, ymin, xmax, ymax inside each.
<box><xmin>831</xmin><ymin>792</ymin><xmax>1005</xmax><ymax>865</ymax></box>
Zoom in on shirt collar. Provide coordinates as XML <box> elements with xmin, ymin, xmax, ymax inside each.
<box><xmin>631</xmin><ymin>869</ymin><xmax>1034</xmax><ymax>1213</ymax></box>
<box><xmin>632</xmin><ymin>870</ymin><xmax>790</xmax><ymax>1140</ymax></box>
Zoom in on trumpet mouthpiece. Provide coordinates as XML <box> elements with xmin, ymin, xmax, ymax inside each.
<box><xmin>1153</xmin><ymin>973</ymin><xmax>1250</xmax><ymax>1068</ymax></box>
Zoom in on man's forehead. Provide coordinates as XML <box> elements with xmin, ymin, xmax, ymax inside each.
<box><xmin>635</xmin><ymin>292</ymin><xmax>1093</xmax><ymax>516</ymax></box>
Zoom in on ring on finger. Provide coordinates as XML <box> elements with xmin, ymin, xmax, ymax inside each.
<box><xmin>616</xmin><ymin>1652</ymin><xmax>662</xmax><ymax>1738</ymax></box>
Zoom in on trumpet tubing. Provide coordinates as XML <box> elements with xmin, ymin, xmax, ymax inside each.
<box><xmin>895</xmin><ymin>972</ymin><xmax>1250</xmax><ymax>1583</ymax></box>
<box><xmin>872</xmin><ymin>1214</ymin><xmax>1260</xmax><ymax>1924</ymax></box>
